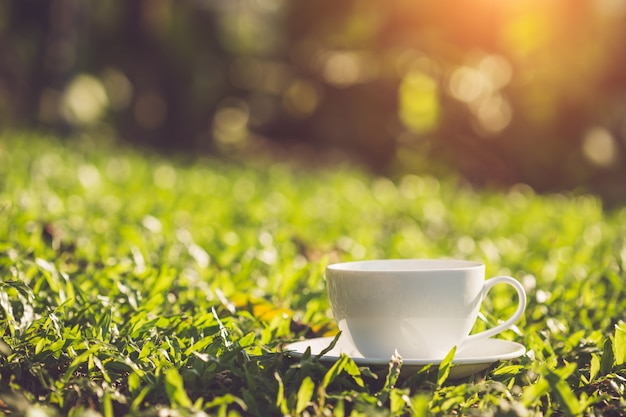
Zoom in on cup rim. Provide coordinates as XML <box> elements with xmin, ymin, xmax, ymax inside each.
<box><xmin>327</xmin><ymin>259</ymin><xmax>484</xmax><ymax>272</ymax></box>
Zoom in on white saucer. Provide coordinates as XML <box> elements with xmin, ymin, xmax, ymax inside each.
<box><xmin>284</xmin><ymin>336</ymin><xmax>525</xmax><ymax>379</ymax></box>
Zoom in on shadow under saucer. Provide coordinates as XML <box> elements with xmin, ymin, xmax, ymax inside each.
<box><xmin>283</xmin><ymin>335</ymin><xmax>526</xmax><ymax>380</ymax></box>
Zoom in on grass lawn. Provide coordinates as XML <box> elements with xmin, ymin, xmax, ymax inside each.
<box><xmin>1</xmin><ymin>132</ymin><xmax>626</xmax><ymax>416</ymax></box>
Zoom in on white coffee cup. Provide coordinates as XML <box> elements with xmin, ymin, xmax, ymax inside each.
<box><xmin>326</xmin><ymin>259</ymin><xmax>526</xmax><ymax>359</ymax></box>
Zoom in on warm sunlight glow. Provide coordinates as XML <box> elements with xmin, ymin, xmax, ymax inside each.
<box><xmin>594</xmin><ymin>0</ymin><xmax>626</xmax><ymax>17</ymax></box>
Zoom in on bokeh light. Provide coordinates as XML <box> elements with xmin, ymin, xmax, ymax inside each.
<box><xmin>213</xmin><ymin>99</ymin><xmax>250</xmax><ymax>151</ymax></box>
<box><xmin>399</xmin><ymin>71</ymin><xmax>439</xmax><ymax>134</ymax></box>
<box><xmin>318</xmin><ymin>50</ymin><xmax>378</xmax><ymax>87</ymax></box>
<box><xmin>583</xmin><ymin>127</ymin><xmax>617</xmax><ymax>167</ymax></box>
<box><xmin>62</xmin><ymin>74</ymin><xmax>108</xmax><ymax>126</ymax></box>
<box><xmin>282</xmin><ymin>79</ymin><xmax>321</xmax><ymax>118</ymax></box>
<box><xmin>3</xmin><ymin>0</ymin><xmax>626</xmax><ymax>202</ymax></box>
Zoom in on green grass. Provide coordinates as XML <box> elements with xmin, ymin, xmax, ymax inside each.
<box><xmin>1</xmin><ymin>132</ymin><xmax>626</xmax><ymax>416</ymax></box>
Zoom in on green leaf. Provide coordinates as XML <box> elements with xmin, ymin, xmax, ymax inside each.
<box><xmin>437</xmin><ymin>346</ymin><xmax>456</xmax><ymax>387</ymax></box>
<box><xmin>164</xmin><ymin>368</ymin><xmax>193</xmax><ymax>409</ymax></box>
<box><xmin>35</xmin><ymin>338</ymin><xmax>47</xmax><ymax>355</ymax></box>
<box><xmin>321</xmin><ymin>354</ymin><xmax>348</xmax><ymax>389</ymax></box>
<box><xmin>613</xmin><ymin>321</ymin><xmax>626</xmax><ymax>365</ymax></box>
<box><xmin>317</xmin><ymin>332</ymin><xmax>341</xmax><ymax>358</ymax></box>
<box><xmin>389</xmin><ymin>388</ymin><xmax>411</xmax><ymax>415</ymax></box>
<box><xmin>63</xmin><ymin>344</ymin><xmax>99</xmax><ymax>382</ymax></box>
<box><xmin>296</xmin><ymin>376</ymin><xmax>315</xmax><ymax>414</ymax></box>
<box><xmin>274</xmin><ymin>372</ymin><xmax>288</xmax><ymax>415</ymax></box>
<box><xmin>103</xmin><ymin>390</ymin><xmax>113</xmax><ymax>417</ymax></box>
<box><xmin>522</xmin><ymin>378</ymin><xmax>551</xmax><ymax>408</ymax></box>
<box><xmin>128</xmin><ymin>372</ymin><xmax>141</xmax><ymax>392</ymax></box>
<box><xmin>545</xmin><ymin>367</ymin><xmax>583</xmax><ymax>417</ymax></box>
<box><xmin>238</xmin><ymin>331</ymin><xmax>256</xmax><ymax>348</ymax></box>
<box><xmin>589</xmin><ymin>354</ymin><xmax>601</xmax><ymax>382</ymax></box>
<box><xmin>492</xmin><ymin>364</ymin><xmax>524</xmax><ymax>377</ymax></box>
<box><xmin>410</xmin><ymin>393</ymin><xmax>431</xmax><ymax>417</ymax></box>
<box><xmin>342</xmin><ymin>356</ymin><xmax>364</xmax><ymax>388</ymax></box>
<box><xmin>600</xmin><ymin>338</ymin><xmax>615</xmax><ymax>375</ymax></box>
<box><xmin>204</xmin><ymin>393</ymin><xmax>248</xmax><ymax>413</ymax></box>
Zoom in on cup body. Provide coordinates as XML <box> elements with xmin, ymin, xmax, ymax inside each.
<box><xmin>326</xmin><ymin>259</ymin><xmax>488</xmax><ymax>359</ymax></box>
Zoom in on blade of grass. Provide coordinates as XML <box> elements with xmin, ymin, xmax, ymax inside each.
<box><xmin>437</xmin><ymin>346</ymin><xmax>456</xmax><ymax>387</ymax></box>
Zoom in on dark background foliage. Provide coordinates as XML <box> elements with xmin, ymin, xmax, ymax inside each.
<box><xmin>2</xmin><ymin>0</ymin><xmax>626</xmax><ymax>204</ymax></box>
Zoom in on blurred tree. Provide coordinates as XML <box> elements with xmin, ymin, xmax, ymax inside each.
<box><xmin>2</xmin><ymin>0</ymin><xmax>626</xmax><ymax>203</ymax></box>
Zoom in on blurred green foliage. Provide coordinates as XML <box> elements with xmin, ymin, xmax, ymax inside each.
<box><xmin>2</xmin><ymin>0</ymin><xmax>626</xmax><ymax>203</ymax></box>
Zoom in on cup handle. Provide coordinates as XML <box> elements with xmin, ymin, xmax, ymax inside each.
<box><xmin>463</xmin><ymin>276</ymin><xmax>526</xmax><ymax>344</ymax></box>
